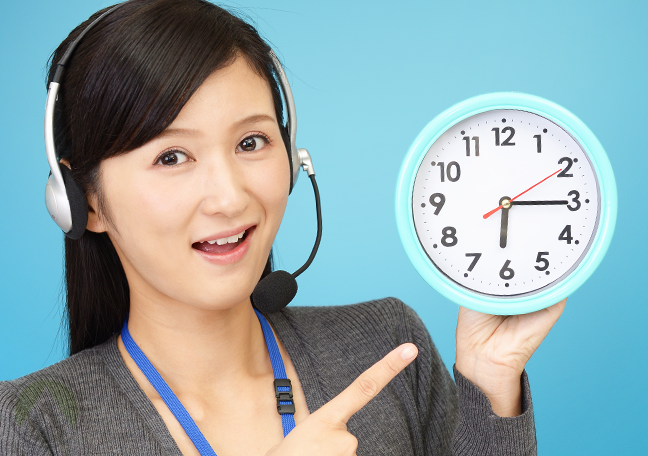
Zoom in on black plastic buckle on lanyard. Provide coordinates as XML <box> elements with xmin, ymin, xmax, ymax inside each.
<box><xmin>274</xmin><ymin>378</ymin><xmax>295</xmax><ymax>415</ymax></box>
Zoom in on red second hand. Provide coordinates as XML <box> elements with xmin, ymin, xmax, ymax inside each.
<box><xmin>482</xmin><ymin>168</ymin><xmax>563</xmax><ymax>219</ymax></box>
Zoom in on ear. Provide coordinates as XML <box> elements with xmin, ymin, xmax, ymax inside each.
<box><xmin>85</xmin><ymin>191</ymin><xmax>108</xmax><ymax>233</ymax></box>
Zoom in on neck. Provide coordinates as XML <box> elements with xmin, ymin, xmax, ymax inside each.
<box><xmin>119</xmin><ymin>292</ymin><xmax>272</xmax><ymax>394</ymax></box>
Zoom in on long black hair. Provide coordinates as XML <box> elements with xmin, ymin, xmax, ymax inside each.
<box><xmin>47</xmin><ymin>0</ymin><xmax>282</xmax><ymax>355</ymax></box>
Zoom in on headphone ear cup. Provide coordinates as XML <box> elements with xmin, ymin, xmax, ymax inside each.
<box><xmin>59</xmin><ymin>164</ymin><xmax>88</xmax><ymax>240</ymax></box>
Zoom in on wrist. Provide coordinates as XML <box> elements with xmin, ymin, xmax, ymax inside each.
<box><xmin>455</xmin><ymin>358</ymin><xmax>523</xmax><ymax>417</ymax></box>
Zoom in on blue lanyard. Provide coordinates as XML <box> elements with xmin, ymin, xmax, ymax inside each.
<box><xmin>121</xmin><ymin>309</ymin><xmax>296</xmax><ymax>456</ymax></box>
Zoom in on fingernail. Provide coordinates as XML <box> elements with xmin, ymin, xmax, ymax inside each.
<box><xmin>400</xmin><ymin>345</ymin><xmax>417</xmax><ymax>360</ymax></box>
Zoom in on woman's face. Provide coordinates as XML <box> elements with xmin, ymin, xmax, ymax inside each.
<box><xmin>89</xmin><ymin>56</ymin><xmax>290</xmax><ymax>311</ymax></box>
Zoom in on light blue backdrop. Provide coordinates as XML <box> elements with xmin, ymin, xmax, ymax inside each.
<box><xmin>1</xmin><ymin>0</ymin><xmax>646</xmax><ymax>454</ymax></box>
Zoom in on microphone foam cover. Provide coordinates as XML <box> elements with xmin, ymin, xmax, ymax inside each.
<box><xmin>252</xmin><ymin>270</ymin><xmax>298</xmax><ymax>314</ymax></box>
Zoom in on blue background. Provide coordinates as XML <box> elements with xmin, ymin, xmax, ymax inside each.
<box><xmin>1</xmin><ymin>0</ymin><xmax>646</xmax><ymax>453</ymax></box>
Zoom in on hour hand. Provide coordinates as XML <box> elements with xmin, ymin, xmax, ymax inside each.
<box><xmin>510</xmin><ymin>200</ymin><xmax>568</xmax><ymax>206</ymax></box>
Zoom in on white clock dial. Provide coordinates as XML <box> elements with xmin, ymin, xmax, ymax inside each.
<box><xmin>412</xmin><ymin>109</ymin><xmax>600</xmax><ymax>297</ymax></box>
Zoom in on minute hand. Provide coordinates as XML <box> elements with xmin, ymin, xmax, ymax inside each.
<box><xmin>510</xmin><ymin>200</ymin><xmax>568</xmax><ymax>206</ymax></box>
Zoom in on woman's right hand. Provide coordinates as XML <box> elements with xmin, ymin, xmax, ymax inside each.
<box><xmin>265</xmin><ymin>343</ymin><xmax>418</xmax><ymax>456</ymax></box>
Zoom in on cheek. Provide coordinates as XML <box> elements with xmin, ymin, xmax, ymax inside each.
<box><xmin>107</xmin><ymin>174</ymin><xmax>194</xmax><ymax>238</ymax></box>
<box><xmin>100</xmin><ymin>161</ymin><xmax>197</xmax><ymax>281</ymax></box>
<box><xmin>253</xmin><ymin>154</ymin><xmax>291</xmax><ymax>230</ymax></box>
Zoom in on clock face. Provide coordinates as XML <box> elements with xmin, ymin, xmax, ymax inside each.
<box><xmin>411</xmin><ymin>109</ymin><xmax>600</xmax><ymax>297</ymax></box>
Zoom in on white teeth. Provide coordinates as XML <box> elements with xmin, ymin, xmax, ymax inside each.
<box><xmin>206</xmin><ymin>230</ymin><xmax>246</xmax><ymax>246</ymax></box>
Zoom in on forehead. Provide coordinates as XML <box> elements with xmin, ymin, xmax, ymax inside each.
<box><xmin>170</xmin><ymin>56</ymin><xmax>276</xmax><ymax>129</ymax></box>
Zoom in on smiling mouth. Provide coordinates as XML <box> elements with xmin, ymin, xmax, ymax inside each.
<box><xmin>192</xmin><ymin>227</ymin><xmax>253</xmax><ymax>254</ymax></box>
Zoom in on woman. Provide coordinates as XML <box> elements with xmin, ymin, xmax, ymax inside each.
<box><xmin>0</xmin><ymin>0</ymin><xmax>565</xmax><ymax>454</ymax></box>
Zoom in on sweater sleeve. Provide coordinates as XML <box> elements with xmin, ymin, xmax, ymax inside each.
<box><xmin>0</xmin><ymin>382</ymin><xmax>54</xmax><ymax>456</ymax></box>
<box><xmin>401</xmin><ymin>302</ymin><xmax>537</xmax><ymax>456</ymax></box>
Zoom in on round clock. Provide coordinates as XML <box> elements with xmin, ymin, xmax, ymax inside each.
<box><xmin>395</xmin><ymin>93</ymin><xmax>617</xmax><ymax>315</ymax></box>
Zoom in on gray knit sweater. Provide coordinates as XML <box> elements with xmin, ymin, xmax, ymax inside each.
<box><xmin>0</xmin><ymin>298</ymin><xmax>536</xmax><ymax>455</ymax></box>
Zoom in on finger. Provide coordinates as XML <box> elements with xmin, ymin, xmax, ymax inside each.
<box><xmin>546</xmin><ymin>298</ymin><xmax>567</xmax><ymax>321</ymax></box>
<box><xmin>318</xmin><ymin>343</ymin><xmax>418</xmax><ymax>424</ymax></box>
<box><xmin>511</xmin><ymin>298</ymin><xmax>567</xmax><ymax>360</ymax></box>
<box><xmin>525</xmin><ymin>298</ymin><xmax>567</xmax><ymax>333</ymax></box>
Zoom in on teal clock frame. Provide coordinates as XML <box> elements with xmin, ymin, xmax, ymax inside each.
<box><xmin>395</xmin><ymin>92</ymin><xmax>617</xmax><ymax>315</ymax></box>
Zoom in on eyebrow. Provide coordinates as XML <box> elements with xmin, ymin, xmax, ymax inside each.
<box><xmin>158</xmin><ymin>114</ymin><xmax>277</xmax><ymax>139</ymax></box>
<box><xmin>156</xmin><ymin>128</ymin><xmax>201</xmax><ymax>139</ymax></box>
<box><xmin>233</xmin><ymin>113</ymin><xmax>277</xmax><ymax>128</ymax></box>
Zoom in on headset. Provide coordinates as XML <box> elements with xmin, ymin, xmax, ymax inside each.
<box><xmin>44</xmin><ymin>2</ymin><xmax>322</xmax><ymax>313</ymax></box>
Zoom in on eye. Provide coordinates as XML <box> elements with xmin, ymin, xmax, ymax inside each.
<box><xmin>154</xmin><ymin>150</ymin><xmax>191</xmax><ymax>166</ymax></box>
<box><xmin>237</xmin><ymin>134</ymin><xmax>270</xmax><ymax>152</ymax></box>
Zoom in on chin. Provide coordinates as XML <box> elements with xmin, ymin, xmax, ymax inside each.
<box><xmin>174</xmin><ymin>276</ymin><xmax>259</xmax><ymax>312</ymax></box>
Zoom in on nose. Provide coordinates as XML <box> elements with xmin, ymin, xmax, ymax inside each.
<box><xmin>199</xmin><ymin>154</ymin><xmax>250</xmax><ymax>218</ymax></box>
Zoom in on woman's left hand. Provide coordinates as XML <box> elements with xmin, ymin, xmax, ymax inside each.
<box><xmin>455</xmin><ymin>298</ymin><xmax>566</xmax><ymax>417</ymax></box>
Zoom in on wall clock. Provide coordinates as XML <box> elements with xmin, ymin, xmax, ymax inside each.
<box><xmin>395</xmin><ymin>93</ymin><xmax>617</xmax><ymax>315</ymax></box>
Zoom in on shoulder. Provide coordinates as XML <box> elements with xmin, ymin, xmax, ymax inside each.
<box><xmin>278</xmin><ymin>297</ymin><xmax>427</xmax><ymax>347</ymax></box>
<box><xmin>0</xmin><ymin>337</ymin><xmax>115</xmax><ymax>437</ymax></box>
<box><xmin>270</xmin><ymin>298</ymin><xmax>447</xmax><ymax>394</ymax></box>
<box><xmin>270</xmin><ymin>297</ymin><xmax>432</xmax><ymax>374</ymax></box>
<box><xmin>1</xmin><ymin>339</ymin><xmax>109</xmax><ymax>394</ymax></box>
<box><xmin>1</xmin><ymin>337</ymin><xmax>178</xmax><ymax>454</ymax></box>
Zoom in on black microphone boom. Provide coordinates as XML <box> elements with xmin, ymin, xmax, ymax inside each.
<box><xmin>252</xmin><ymin>174</ymin><xmax>322</xmax><ymax>314</ymax></box>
